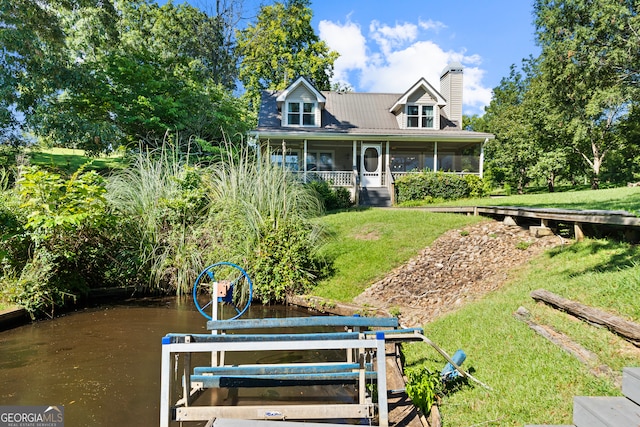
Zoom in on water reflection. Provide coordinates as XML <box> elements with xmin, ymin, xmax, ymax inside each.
<box><xmin>0</xmin><ymin>298</ymin><xmax>313</xmax><ymax>427</ymax></box>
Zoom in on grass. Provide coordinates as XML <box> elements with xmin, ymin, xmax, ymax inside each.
<box><xmin>432</xmin><ymin>185</ymin><xmax>640</xmax><ymax>214</ymax></box>
<box><xmin>28</xmin><ymin>147</ymin><xmax>126</xmax><ymax>175</ymax></box>
<box><xmin>313</xmin><ymin>209</ymin><xmax>486</xmax><ymax>301</ymax></box>
<box><xmin>400</xmin><ymin>239</ymin><xmax>640</xmax><ymax>426</ymax></box>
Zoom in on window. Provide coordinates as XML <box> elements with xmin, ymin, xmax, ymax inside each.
<box><xmin>421</xmin><ymin>105</ymin><xmax>434</xmax><ymax>128</ymax></box>
<box><xmin>287</xmin><ymin>102</ymin><xmax>315</xmax><ymax>126</ymax></box>
<box><xmin>406</xmin><ymin>104</ymin><xmax>434</xmax><ymax>129</ymax></box>
<box><xmin>271</xmin><ymin>150</ymin><xmax>300</xmax><ymax>171</ymax></box>
<box><xmin>391</xmin><ymin>154</ymin><xmax>419</xmax><ymax>172</ymax></box>
<box><xmin>306</xmin><ymin>151</ymin><xmax>333</xmax><ymax>171</ymax></box>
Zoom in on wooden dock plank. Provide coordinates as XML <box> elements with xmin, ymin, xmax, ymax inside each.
<box><xmin>622</xmin><ymin>368</ymin><xmax>640</xmax><ymax>405</ymax></box>
<box><xmin>385</xmin><ymin>351</ymin><xmax>426</xmax><ymax>427</ymax></box>
<box><xmin>573</xmin><ymin>396</ymin><xmax>640</xmax><ymax>427</ymax></box>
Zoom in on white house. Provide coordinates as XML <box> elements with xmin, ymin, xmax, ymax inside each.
<box><xmin>251</xmin><ymin>62</ymin><xmax>494</xmax><ymax>205</ymax></box>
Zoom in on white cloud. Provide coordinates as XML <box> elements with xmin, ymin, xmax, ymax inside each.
<box><xmin>319</xmin><ymin>17</ymin><xmax>492</xmax><ymax>114</ymax></box>
<box><xmin>369</xmin><ymin>21</ymin><xmax>418</xmax><ymax>55</ymax></box>
<box><xmin>418</xmin><ymin>19</ymin><xmax>447</xmax><ymax>32</ymax></box>
<box><xmin>318</xmin><ymin>19</ymin><xmax>367</xmax><ymax>84</ymax></box>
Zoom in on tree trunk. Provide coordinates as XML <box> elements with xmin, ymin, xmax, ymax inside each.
<box><xmin>591</xmin><ymin>140</ymin><xmax>602</xmax><ymax>190</ymax></box>
<box><xmin>547</xmin><ymin>170</ymin><xmax>555</xmax><ymax>192</ymax></box>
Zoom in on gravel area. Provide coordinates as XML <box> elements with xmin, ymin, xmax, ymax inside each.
<box><xmin>353</xmin><ymin>220</ymin><xmax>566</xmax><ymax>327</ymax></box>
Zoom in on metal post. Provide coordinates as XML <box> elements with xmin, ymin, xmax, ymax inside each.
<box><xmin>211</xmin><ymin>280</ymin><xmax>219</xmax><ymax>366</ymax></box>
<box><xmin>376</xmin><ymin>332</ymin><xmax>389</xmax><ymax>427</ymax></box>
<box><xmin>159</xmin><ymin>339</ymin><xmax>171</xmax><ymax>427</ymax></box>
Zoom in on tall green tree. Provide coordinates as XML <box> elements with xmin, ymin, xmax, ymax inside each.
<box><xmin>483</xmin><ymin>64</ymin><xmax>541</xmax><ymax>193</ymax></box>
<box><xmin>236</xmin><ymin>0</ymin><xmax>339</xmax><ymax>110</ymax></box>
<box><xmin>1</xmin><ymin>0</ymin><xmax>249</xmax><ymax>153</ymax></box>
<box><xmin>534</xmin><ymin>0</ymin><xmax>640</xmax><ymax>188</ymax></box>
<box><xmin>0</xmin><ymin>0</ymin><xmax>117</xmax><ymax>144</ymax></box>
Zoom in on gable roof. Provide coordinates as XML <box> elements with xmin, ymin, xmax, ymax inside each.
<box><xmin>389</xmin><ymin>77</ymin><xmax>447</xmax><ymax>114</ymax></box>
<box><xmin>254</xmin><ymin>77</ymin><xmax>494</xmax><ymax>141</ymax></box>
<box><xmin>259</xmin><ymin>90</ymin><xmax>399</xmax><ymax>130</ymax></box>
<box><xmin>275</xmin><ymin>76</ymin><xmax>326</xmax><ymax>110</ymax></box>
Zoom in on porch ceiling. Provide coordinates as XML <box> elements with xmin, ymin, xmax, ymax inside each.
<box><xmin>251</xmin><ymin>127</ymin><xmax>493</xmax><ymax>143</ymax></box>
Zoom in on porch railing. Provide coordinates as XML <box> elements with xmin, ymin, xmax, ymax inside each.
<box><xmin>297</xmin><ymin>171</ymin><xmax>354</xmax><ymax>187</ymax></box>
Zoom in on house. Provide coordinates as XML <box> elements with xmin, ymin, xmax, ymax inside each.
<box><xmin>250</xmin><ymin>62</ymin><xmax>495</xmax><ymax>206</ymax></box>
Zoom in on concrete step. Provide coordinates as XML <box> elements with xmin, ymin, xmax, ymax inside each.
<box><xmin>573</xmin><ymin>396</ymin><xmax>640</xmax><ymax>427</ymax></box>
<box><xmin>623</xmin><ymin>367</ymin><xmax>640</xmax><ymax>405</ymax></box>
<box><xmin>359</xmin><ymin>187</ymin><xmax>391</xmax><ymax>207</ymax></box>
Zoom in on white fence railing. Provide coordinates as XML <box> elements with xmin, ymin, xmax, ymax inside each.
<box><xmin>297</xmin><ymin>171</ymin><xmax>354</xmax><ymax>187</ymax></box>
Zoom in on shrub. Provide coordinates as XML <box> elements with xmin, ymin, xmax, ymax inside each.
<box><xmin>405</xmin><ymin>366</ymin><xmax>442</xmax><ymax>415</ymax></box>
<box><xmin>306</xmin><ymin>180</ymin><xmax>353</xmax><ymax>211</ymax></box>
<box><xmin>249</xmin><ymin>220</ymin><xmax>328</xmax><ymax>304</ymax></box>
<box><xmin>395</xmin><ymin>171</ymin><xmax>483</xmax><ymax>203</ymax></box>
<box><xmin>463</xmin><ymin>174</ymin><xmax>486</xmax><ymax>198</ymax></box>
<box><xmin>1</xmin><ymin>165</ymin><xmax>129</xmax><ymax>317</ymax></box>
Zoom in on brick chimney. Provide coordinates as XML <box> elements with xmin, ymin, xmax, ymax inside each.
<box><xmin>440</xmin><ymin>62</ymin><xmax>463</xmax><ymax>129</ymax></box>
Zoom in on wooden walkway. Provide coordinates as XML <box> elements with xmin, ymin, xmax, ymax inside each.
<box><xmin>416</xmin><ymin>205</ymin><xmax>640</xmax><ymax>241</ymax></box>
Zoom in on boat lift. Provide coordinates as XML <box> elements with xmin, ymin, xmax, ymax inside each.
<box><xmin>159</xmin><ymin>263</ymin><xmax>480</xmax><ymax>427</ymax></box>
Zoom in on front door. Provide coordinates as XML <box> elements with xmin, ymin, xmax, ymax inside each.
<box><xmin>361</xmin><ymin>143</ymin><xmax>382</xmax><ymax>187</ymax></box>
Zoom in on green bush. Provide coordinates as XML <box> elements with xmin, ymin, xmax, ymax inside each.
<box><xmin>395</xmin><ymin>171</ymin><xmax>483</xmax><ymax>203</ymax></box>
<box><xmin>249</xmin><ymin>220</ymin><xmax>328</xmax><ymax>303</ymax></box>
<box><xmin>306</xmin><ymin>180</ymin><xmax>353</xmax><ymax>211</ymax></box>
<box><xmin>463</xmin><ymin>174</ymin><xmax>486</xmax><ymax>198</ymax></box>
<box><xmin>1</xmin><ymin>165</ymin><xmax>135</xmax><ymax>317</ymax></box>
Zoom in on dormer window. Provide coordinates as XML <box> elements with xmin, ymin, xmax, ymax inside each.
<box><xmin>407</xmin><ymin>105</ymin><xmax>434</xmax><ymax>128</ymax></box>
<box><xmin>287</xmin><ymin>101</ymin><xmax>316</xmax><ymax>126</ymax></box>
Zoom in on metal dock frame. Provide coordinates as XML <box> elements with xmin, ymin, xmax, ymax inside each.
<box><xmin>160</xmin><ymin>316</ymin><xmax>418</xmax><ymax>427</ymax></box>
<box><xmin>160</xmin><ymin>330</ymin><xmax>390</xmax><ymax>427</ymax></box>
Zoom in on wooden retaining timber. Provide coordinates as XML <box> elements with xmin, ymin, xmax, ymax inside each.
<box><xmin>513</xmin><ymin>306</ymin><xmax>621</xmax><ymax>387</ymax></box>
<box><xmin>530</xmin><ymin>289</ymin><xmax>640</xmax><ymax>347</ymax></box>
<box><xmin>160</xmin><ymin>316</ymin><xmax>429</xmax><ymax>427</ymax></box>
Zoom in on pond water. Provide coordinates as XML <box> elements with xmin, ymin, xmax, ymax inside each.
<box><xmin>0</xmin><ymin>298</ymin><xmax>323</xmax><ymax>427</ymax></box>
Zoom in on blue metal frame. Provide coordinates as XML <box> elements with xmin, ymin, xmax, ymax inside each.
<box><xmin>192</xmin><ymin>261</ymin><xmax>253</xmax><ymax>321</ymax></box>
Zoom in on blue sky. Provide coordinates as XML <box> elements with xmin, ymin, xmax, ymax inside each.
<box><xmin>192</xmin><ymin>1</ymin><xmax>540</xmax><ymax>115</ymax></box>
<box><xmin>313</xmin><ymin>1</ymin><xmax>540</xmax><ymax>115</ymax></box>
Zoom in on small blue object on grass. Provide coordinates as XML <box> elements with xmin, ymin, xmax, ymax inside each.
<box><xmin>440</xmin><ymin>349</ymin><xmax>466</xmax><ymax>381</ymax></box>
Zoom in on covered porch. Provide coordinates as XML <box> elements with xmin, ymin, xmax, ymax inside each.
<box><xmin>260</xmin><ymin>136</ymin><xmax>487</xmax><ymax>205</ymax></box>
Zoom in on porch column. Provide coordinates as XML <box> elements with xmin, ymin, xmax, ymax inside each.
<box><xmin>480</xmin><ymin>138</ymin><xmax>487</xmax><ymax>178</ymax></box>
<box><xmin>282</xmin><ymin>139</ymin><xmax>287</xmax><ymax>170</ymax></box>
<box><xmin>304</xmin><ymin>139</ymin><xmax>308</xmax><ymax>180</ymax></box>
<box><xmin>352</xmin><ymin>140</ymin><xmax>358</xmax><ymax>175</ymax></box>
<box><xmin>352</xmin><ymin>140</ymin><xmax>358</xmax><ymax>205</ymax></box>
<box><xmin>434</xmin><ymin>141</ymin><xmax>438</xmax><ymax>172</ymax></box>
<box><xmin>385</xmin><ymin>141</ymin><xmax>390</xmax><ymax>188</ymax></box>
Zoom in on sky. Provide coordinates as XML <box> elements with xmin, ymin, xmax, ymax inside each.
<box><xmin>191</xmin><ymin>0</ymin><xmax>541</xmax><ymax>116</ymax></box>
<box><xmin>309</xmin><ymin>1</ymin><xmax>540</xmax><ymax>116</ymax></box>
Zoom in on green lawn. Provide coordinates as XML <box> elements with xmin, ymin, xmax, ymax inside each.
<box><xmin>433</xmin><ymin>185</ymin><xmax>640</xmax><ymax>214</ymax></box>
<box><xmin>311</xmin><ymin>204</ymin><xmax>639</xmax><ymax>426</ymax></box>
<box><xmin>401</xmin><ymin>239</ymin><xmax>639</xmax><ymax>426</ymax></box>
<box><xmin>28</xmin><ymin>147</ymin><xmax>126</xmax><ymax>174</ymax></box>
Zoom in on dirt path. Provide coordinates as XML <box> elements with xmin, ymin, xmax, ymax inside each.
<box><xmin>353</xmin><ymin>220</ymin><xmax>565</xmax><ymax>327</ymax></box>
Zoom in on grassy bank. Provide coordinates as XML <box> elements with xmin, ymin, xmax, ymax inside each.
<box><xmin>313</xmin><ymin>202</ymin><xmax>639</xmax><ymax>426</ymax></box>
<box><xmin>400</xmin><ymin>239</ymin><xmax>639</xmax><ymax>426</ymax></box>
<box><xmin>28</xmin><ymin>147</ymin><xmax>126</xmax><ymax>174</ymax></box>
<box><xmin>313</xmin><ymin>209</ymin><xmax>487</xmax><ymax>301</ymax></box>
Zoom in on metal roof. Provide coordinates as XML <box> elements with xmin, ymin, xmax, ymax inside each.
<box><xmin>255</xmin><ymin>89</ymin><xmax>494</xmax><ymax>141</ymax></box>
